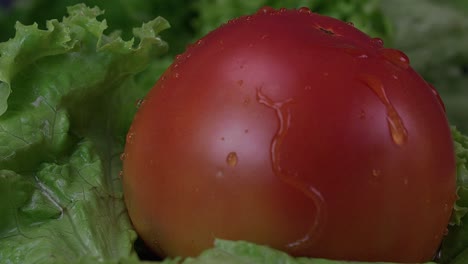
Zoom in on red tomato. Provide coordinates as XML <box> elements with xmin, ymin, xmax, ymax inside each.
<box><xmin>122</xmin><ymin>7</ymin><xmax>456</xmax><ymax>263</ymax></box>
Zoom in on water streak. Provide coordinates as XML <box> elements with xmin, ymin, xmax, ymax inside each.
<box><xmin>256</xmin><ymin>88</ymin><xmax>326</xmax><ymax>251</ymax></box>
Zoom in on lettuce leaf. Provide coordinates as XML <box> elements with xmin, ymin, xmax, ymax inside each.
<box><xmin>0</xmin><ymin>4</ymin><xmax>169</xmax><ymax>263</ymax></box>
<box><xmin>160</xmin><ymin>240</ymin><xmax>434</xmax><ymax>264</ymax></box>
<box><xmin>440</xmin><ymin>128</ymin><xmax>468</xmax><ymax>264</ymax></box>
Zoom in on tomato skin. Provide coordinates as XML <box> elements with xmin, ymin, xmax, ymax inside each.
<box><xmin>123</xmin><ymin>8</ymin><xmax>456</xmax><ymax>263</ymax></box>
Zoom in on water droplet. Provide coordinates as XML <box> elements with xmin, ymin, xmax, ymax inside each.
<box><xmin>120</xmin><ymin>153</ymin><xmax>127</xmax><ymax>161</ymax></box>
<box><xmin>443</xmin><ymin>203</ymin><xmax>450</xmax><ymax>213</ymax></box>
<box><xmin>298</xmin><ymin>7</ymin><xmax>312</xmax><ymax>14</ymax></box>
<box><xmin>443</xmin><ymin>228</ymin><xmax>449</xmax><ymax>236</ymax></box>
<box><xmin>371</xmin><ymin>37</ymin><xmax>384</xmax><ymax>47</ymax></box>
<box><xmin>261</xmin><ymin>34</ymin><xmax>269</xmax><ymax>40</ymax></box>
<box><xmin>237</xmin><ymin>80</ymin><xmax>244</xmax><ymax>86</ymax></box>
<box><xmin>304</xmin><ymin>85</ymin><xmax>312</xmax><ymax>91</ymax></box>
<box><xmin>126</xmin><ymin>133</ymin><xmax>135</xmax><ymax>143</ymax></box>
<box><xmin>346</xmin><ymin>21</ymin><xmax>355</xmax><ymax>27</ymax></box>
<box><xmin>216</xmin><ymin>170</ymin><xmax>224</xmax><ymax>178</ymax></box>
<box><xmin>135</xmin><ymin>99</ymin><xmax>145</xmax><ymax>108</ymax></box>
<box><xmin>174</xmin><ymin>72</ymin><xmax>180</xmax><ymax>78</ymax></box>
<box><xmin>119</xmin><ymin>170</ymin><xmax>124</xmax><ymax>178</ymax></box>
<box><xmin>372</xmin><ymin>169</ymin><xmax>381</xmax><ymax>177</ymax></box>
<box><xmin>380</xmin><ymin>48</ymin><xmax>410</xmax><ymax>70</ymax></box>
<box><xmin>318</xmin><ymin>26</ymin><xmax>335</xmax><ymax>35</ymax></box>
<box><xmin>257</xmin><ymin>6</ymin><xmax>276</xmax><ymax>14</ymax></box>
<box><xmin>256</xmin><ymin>88</ymin><xmax>325</xmax><ymax>250</ymax></box>
<box><xmin>403</xmin><ymin>177</ymin><xmax>408</xmax><ymax>185</ymax></box>
<box><xmin>341</xmin><ymin>45</ymin><xmax>368</xmax><ymax>59</ymax></box>
<box><xmin>359</xmin><ymin>109</ymin><xmax>366</xmax><ymax>120</ymax></box>
<box><xmin>196</xmin><ymin>39</ymin><xmax>204</xmax><ymax>46</ymax></box>
<box><xmin>360</xmin><ymin>74</ymin><xmax>408</xmax><ymax>146</ymax></box>
<box><xmin>279</xmin><ymin>7</ymin><xmax>287</xmax><ymax>13</ymax></box>
<box><xmin>428</xmin><ymin>83</ymin><xmax>446</xmax><ymax>112</ymax></box>
<box><xmin>226</xmin><ymin>152</ymin><xmax>238</xmax><ymax>167</ymax></box>
<box><xmin>175</xmin><ymin>54</ymin><xmax>183</xmax><ymax>61</ymax></box>
<box><xmin>243</xmin><ymin>97</ymin><xmax>250</xmax><ymax>105</ymax></box>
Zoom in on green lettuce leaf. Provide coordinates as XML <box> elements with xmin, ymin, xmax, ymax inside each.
<box><xmin>160</xmin><ymin>240</ymin><xmax>434</xmax><ymax>264</ymax></box>
<box><xmin>0</xmin><ymin>3</ymin><xmax>169</xmax><ymax>263</ymax></box>
<box><xmin>440</xmin><ymin>127</ymin><xmax>468</xmax><ymax>264</ymax></box>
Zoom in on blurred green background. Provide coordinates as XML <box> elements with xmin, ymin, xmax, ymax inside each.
<box><xmin>1</xmin><ymin>0</ymin><xmax>467</xmax><ymax>133</ymax></box>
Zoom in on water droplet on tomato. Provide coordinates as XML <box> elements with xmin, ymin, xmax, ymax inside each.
<box><xmin>443</xmin><ymin>203</ymin><xmax>450</xmax><ymax>213</ymax></box>
<box><xmin>403</xmin><ymin>177</ymin><xmax>409</xmax><ymax>185</ymax></box>
<box><xmin>120</xmin><ymin>153</ymin><xmax>127</xmax><ymax>161</ymax></box>
<box><xmin>261</xmin><ymin>34</ymin><xmax>269</xmax><ymax>40</ymax></box>
<box><xmin>119</xmin><ymin>170</ymin><xmax>124</xmax><ymax>178</ymax></box>
<box><xmin>279</xmin><ymin>7</ymin><xmax>287</xmax><ymax>13</ymax></box>
<box><xmin>298</xmin><ymin>7</ymin><xmax>312</xmax><ymax>14</ymax></box>
<box><xmin>371</xmin><ymin>37</ymin><xmax>384</xmax><ymax>47</ymax></box>
<box><xmin>226</xmin><ymin>152</ymin><xmax>238</xmax><ymax>167</ymax></box>
<box><xmin>341</xmin><ymin>45</ymin><xmax>368</xmax><ymax>59</ymax></box>
<box><xmin>175</xmin><ymin>54</ymin><xmax>183</xmax><ymax>61</ymax></box>
<box><xmin>359</xmin><ymin>110</ymin><xmax>366</xmax><ymax>120</ymax></box>
<box><xmin>216</xmin><ymin>170</ymin><xmax>224</xmax><ymax>178</ymax></box>
<box><xmin>257</xmin><ymin>6</ymin><xmax>276</xmax><ymax>14</ymax></box>
<box><xmin>304</xmin><ymin>85</ymin><xmax>312</xmax><ymax>91</ymax></box>
<box><xmin>243</xmin><ymin>97</ymin><xmax>250</xmax><ymax>105</ymax></box>
<box><xmin>360</xmin><ymin>74</ymin><xmax>408</xmax><ymax>146</ymax></box>
<box><xmin>428</xmin><ymin>83</ymin><xmax>446</xmax><ymax>112</ymax></box>
<box><xmin>443</xmin><ymin>228</ymin><xmax>449</xmax><ymax>236</ymax></box>
<box><xmin>126</xmin><ymin>133</ymin><xmax>135</xmax><ymax>143</ymax></box>
<box><xmin>372</xmin><ymin>169</ymin><xmax>381</xmax><ymax>177</ymax></box>
<box><xmin>346</xmin><ymin>21</ymin><xmax>355</xmax><ymax>27</ymax></box>
<box><xmin>135</xmin><ymin>99</ymin><xmax>145</xmax><ymax>108</ymax></box>
<box><xmin>256</xmin><ymin>88</ymin><xmax>325</xmax><ymax>250</ymax></box>
<box><xmin>196</xmin><ymin>39</ymin><xmax>204</xmax><ymax>46</ymax></box>
<box><xmin>381</xmin><ymin>48</ymin><xmax>410</xmax><ymax>70</ymax></box>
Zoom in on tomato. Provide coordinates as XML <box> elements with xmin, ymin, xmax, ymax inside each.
<box><xmin>122</xmin><ymin>7</ymin><xmax>456</xmax><ymax>263</ymax></box>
